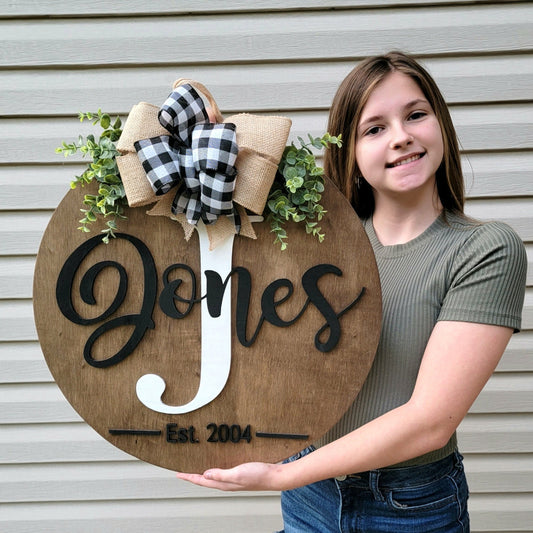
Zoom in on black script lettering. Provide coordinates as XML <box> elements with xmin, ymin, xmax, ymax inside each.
<box><xmin>189</xmin><ymin>265</ymin><xmax>364</xmax><ymax>352</ymax></box>
<box><xmin>159</xmin><ymin>264</ymin><xmax>198</xmax><ymax>318</ymax></box>
<box><xmin>56</xmin><ymin>233</ymin><xmax>156</xmax><ymax>368</ymax></box>
<box><xmin>205</xmin><ymin>268</ymin><xmax>308</xmax><ymax>347</ymax></box>
<box><xmin>204</xmin><ymin>268</ymin><xmax>238</xmax><ymax>318</ymax></box>
<box><xmin>302</xmin><ymin>264</ymin><xmax>366</xmax><ymax>352</ymax></box>
<box><xmin>203</xmin><ymin>267</ymin><xmax>264</xmax><ymax>347</ymax></box>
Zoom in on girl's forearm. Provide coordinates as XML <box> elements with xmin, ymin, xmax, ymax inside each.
<box><xmin>278</xmin><ymin>401</ymin><xmax>447</xmax><ymax>490</ymax></box>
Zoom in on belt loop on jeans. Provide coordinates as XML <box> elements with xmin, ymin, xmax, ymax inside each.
<box><xmin>369</xmin><ymin>471</ymin><xmax>385</xmax><ymax>502</ymax></box>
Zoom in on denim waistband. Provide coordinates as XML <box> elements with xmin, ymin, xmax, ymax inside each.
<box><xmin>336</xmin><ymin>450</ymin><xmax>462</xmax><ymax>489</ymax></box>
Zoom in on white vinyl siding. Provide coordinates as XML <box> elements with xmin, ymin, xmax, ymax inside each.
<box><xmin>0</xmin><ymin>1</ymin><xmax>531</xmax><ymax>531</ymax></box>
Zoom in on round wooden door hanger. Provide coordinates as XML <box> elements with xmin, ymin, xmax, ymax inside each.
<box><xmin>33</xmin><ymin>177</ymin><xmax>381</xmax><ymax>472</ymax></box>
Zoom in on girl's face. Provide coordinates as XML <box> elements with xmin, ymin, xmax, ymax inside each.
<box><xmin>355</xmin><ymin>71</ymin><xmax>444</xmax><ymax>206</ymax></box>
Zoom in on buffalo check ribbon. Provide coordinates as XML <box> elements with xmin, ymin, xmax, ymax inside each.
<box><xmin>134</xmin><ymin>84</ymin><xmax>241</xmax><ymax>231</ymax></box>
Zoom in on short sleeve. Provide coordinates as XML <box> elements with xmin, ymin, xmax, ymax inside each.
<box><xmin>438</xmin><ymin>221</ymin><xmax>527</xmax><ymax>332</ymax></box>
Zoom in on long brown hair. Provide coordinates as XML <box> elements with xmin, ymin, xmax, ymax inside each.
<box><xmin>324</xmin><ymin>51</ymin><xmax>464</xmax><ymax>219</ymax></box>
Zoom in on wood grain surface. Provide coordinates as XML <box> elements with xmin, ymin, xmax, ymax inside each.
<box><xmin>33</xmin><ymin>177</ymin><xmax>381</xmax><ymax>472</ymax></box>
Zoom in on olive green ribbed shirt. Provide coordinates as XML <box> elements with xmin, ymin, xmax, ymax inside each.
<box><xmin>317</xmin><ymin>211</ymin><xmax>527</xmax><ymax>467</ymax></box>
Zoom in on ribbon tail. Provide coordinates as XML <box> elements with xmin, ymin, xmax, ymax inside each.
<box><xmin>205</xmin><ymin>206</ymin><xmax>257</xmax><ymax>251</ymax></box>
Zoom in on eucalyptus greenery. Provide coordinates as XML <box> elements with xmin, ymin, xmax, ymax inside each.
<box><xmin>266</xmin><ymin>133</ymin><xmax>342</xmax><ymax>250</ymax></box>
<box><xmin>56</xmin><ymin>110</ymin><xmax>126</xmax><ymax>243</ymax></box>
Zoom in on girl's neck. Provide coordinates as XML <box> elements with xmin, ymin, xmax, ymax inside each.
<box><xmin>371</xmin><ymin>193</ymin><xmax>442</xmax><ymax>246</ymax></box>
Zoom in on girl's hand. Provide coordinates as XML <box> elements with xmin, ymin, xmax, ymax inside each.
<box><xmin>176</xmin><ymin>461</ymin><xmax>286</xmax><ymax>492</ymax></box>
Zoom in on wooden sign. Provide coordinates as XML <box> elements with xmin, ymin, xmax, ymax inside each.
<box><xmin>33</xmin><ymin>177</ymin><xmax>381</xmax><ymax>472</ymax></box>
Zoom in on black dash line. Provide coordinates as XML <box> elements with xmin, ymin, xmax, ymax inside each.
<box><xmin>256</xmin><ymin>432</ymin><xmax>309</xmax><ymax>440</ymax></box>
<box><xmin>109</xmin><ymin>429</ymin><xmax>162</xmax><ymax>436</ymax></box>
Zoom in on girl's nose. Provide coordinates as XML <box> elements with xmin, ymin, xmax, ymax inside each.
<box><xmin>390</xmin><ymin>123</ymin><xmax>413</xmax><ymax>149</ymax></box>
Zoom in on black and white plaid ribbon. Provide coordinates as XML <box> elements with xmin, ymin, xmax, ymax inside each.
<box><xmin>134</xmin><ymin>84</ymin><xmax>241</xmax><ymax>229</ymax></box>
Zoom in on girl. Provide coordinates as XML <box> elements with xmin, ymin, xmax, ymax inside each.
<box><xmin>177</xmin><ymin>51</ymin><xmax>527</xmax><ymax>532</ymax></box>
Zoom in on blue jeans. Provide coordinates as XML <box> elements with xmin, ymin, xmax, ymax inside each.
<box><xmin>278</xmin><ymin>447</ymin><xmax>469</xmax><ymax>532</ymax></box>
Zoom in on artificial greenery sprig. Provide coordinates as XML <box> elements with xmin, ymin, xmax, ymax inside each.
<box><xmin>266</xmin><ymin>133</ymin><xmax>342</xmax><ymax>250</ymax></box>
<box><xmin>56</xmin><ymin>110</ymin><xmax>126</xmax><ymax>243</ymax></box>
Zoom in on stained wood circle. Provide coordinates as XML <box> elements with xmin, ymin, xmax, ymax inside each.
<box><xmin>33</xmin><ymin>177</ymin><xmax>381</xmax><ymax>472</ymax></box>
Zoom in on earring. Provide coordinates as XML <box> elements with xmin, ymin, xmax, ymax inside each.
<box><xmin>356</xmin><ymin>176</ymin><xmax>364</xmax><ymax>189</ymax></box>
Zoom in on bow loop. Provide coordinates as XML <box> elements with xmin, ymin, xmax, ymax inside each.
<box><xmin>134</xmin><ymin>135</ymin><xmax>186</xmax><ymax>196</ymax></box>
<box><xmin>158</xmin><ymin>85</ymin><xmax>209</xmax><ymax>144</ymax></box>
<box><xmin>192</xmin><ymin>123</ymin><xmax>238</xmax><ymax>174</ymax></box>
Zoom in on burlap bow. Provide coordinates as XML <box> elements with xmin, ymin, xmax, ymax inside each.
<box><xmin>116</xmin><ymin>79</ymin><xmax>292</xmax><ymax>249</ymax></box>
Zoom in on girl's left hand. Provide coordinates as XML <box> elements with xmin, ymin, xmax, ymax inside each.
<box><xmin>176</xmin><ymin>461</ymin><xmax>285</xmax><ymax>492</ymax></box>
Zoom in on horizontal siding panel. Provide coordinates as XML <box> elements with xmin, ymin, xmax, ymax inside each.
<box><xmin>0</xmin><ymin>342</ymin><xmax>51</xmax><ymax>384</ymax></box>
<box><xmin>458</xmin><ymin>414</ymin><xmax>533</xmax><ymax>453</ymax></box>
<box><xmin>0</xmin><ymin>166</ymin><xmax>71</xmax><ymax>212</ymax></box>
<box><xmin>464</xmin><ymin>199</ymin><xmax>533</xmax><ymax>242</ymax></box>
<box><xmin>463</xmin><ymin>152</ymin><xmax>533</xmax><ymax>199</ymax></box>
<box><xmin>468</xmin><ymin>493</ymin><xmax>533</xmax><ymax>532</ymax></box>
<box><xmin>427</xmin><ymin>54</ymin><xmax>533</xmax><ymax>105</ymax></box>
<box><xmin>0</xmin><ymin>0</ymin><xmax>501</xmax><ymax>17</ymax></box>
<box><xmin>496</xmin><ymin>331</ymin><xmax>533</xmax><ymax>372</ymax></box>
<box><xmin>1</xmin><ymin>6</ymin><xmax>532</xmax><ymax>67</ymax></box>
<box><xmin>450</xmin><ymin>104</ymin><xmax>533</xmax><ymax>152</ymax></box>
<box><xmin>470</xmin><ymin>373</ymin><xmax>533</xmax><ymax>414</ymax></box>
<box><xmin>1</xmin><ymin>105</ymin><xmax>531</xmax><ymax>165</ymax></box>
<box><xmin>0</xmin><ymin>382</ymin><xmax>81</xmax><ymax>423</ymax></box>
<box><xmin>0</xmin><ymin>497</ymin><xmax>283</xmax><ymax>533</ymax></box>
<box><xmin>0</xmin><ymin>299</ymin><xmax>39</xmax><ymax>340</ymax></box>
<box><xmin>0</xmin><ymin>257</ymin><xmax>36</xmax><ymax>299</ymax></box>
<box><xmin>463</xmin><ymin>453</ymin><xmax>533</xmax><ymax>493</ymax></box>
<box><xmin>2</xmin><ymin>55</ymin><xmax>532</xmax><ymax>117</ymax></box>
<box><xmin>0</xmin><ymin>423</ymin><xmax>131</xmax><ymax>464</ymax></box>
<box><xmin>0</xmin><ymin>461</ymin><xmax>277</xmax><ymax>503</ymax></box>
<box><xmin>0</xmin><ymin>212</ymin><xmax>52</xmax><ymax>257</ymax></box>
<box><xmin>1</xmin><ymin>153</ymin><xmax>531</xmax><ymax>215</ymax></box>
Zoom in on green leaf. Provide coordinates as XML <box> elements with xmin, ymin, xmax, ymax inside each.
<box><xmin>283</xmin><ymin>165</ymin><xmax>299</xmax><ymax>181</ymax></box>
<box><xmin>100</xmin><ymin>114</ymin><xmax>111</xmax><ymax>129</ymax></box>
<box><xmin>295</xmin><ymin>163</ymin><xmax>307</xmax><ymax>178</ymax></box>
<box><xmin>285</xmin><ymin>150</ymin><xmax>297</xmax><ymax>165</ymax></box>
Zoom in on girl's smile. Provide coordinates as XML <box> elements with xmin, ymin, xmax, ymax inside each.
<box><xmin>386</xmin><ymin>151</ymin><xmax>425</xmax><ymax>168</ymax></box>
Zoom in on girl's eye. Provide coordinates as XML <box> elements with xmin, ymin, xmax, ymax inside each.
<box><xmin>408</xmin><ymin>111</ymin><xmax>427</xmax><ymax>120</ymax></box>
<box><xmin>365</xmin><ymin>126</ymin><xmax>382</xmax><ymax>136</ymax></box>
